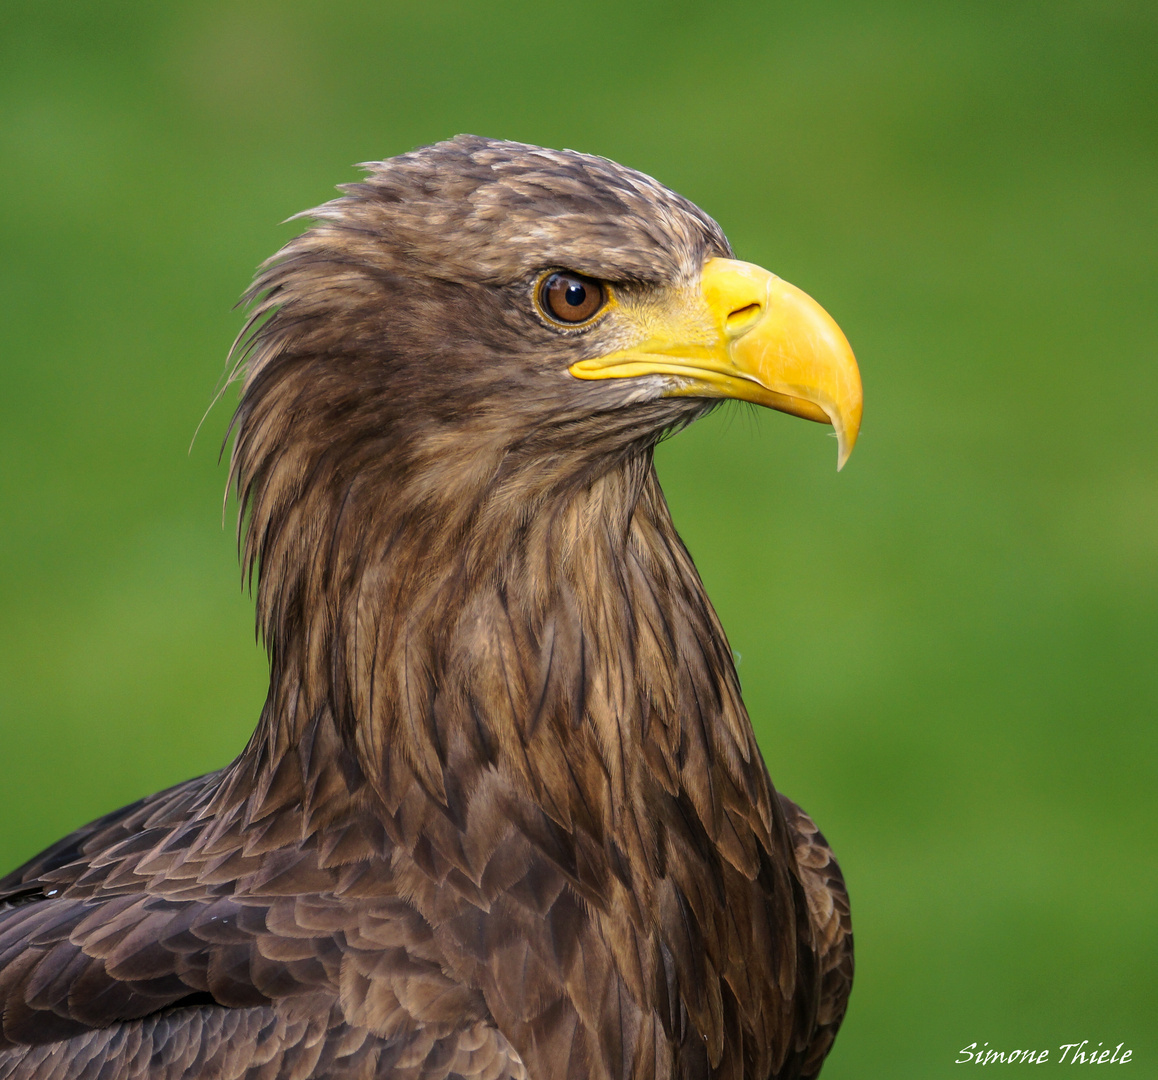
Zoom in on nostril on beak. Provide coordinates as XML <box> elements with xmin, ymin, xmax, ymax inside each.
<box><xmin>725</xmin><ymin>302</ymin><xmax>762</xmax><ymax>335</ymax></box>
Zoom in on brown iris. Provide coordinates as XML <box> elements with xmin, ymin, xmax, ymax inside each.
<box><xmin>539</xmin><ymin>271</ymin><xmax>606</xmax><ymax>325</ymax></box>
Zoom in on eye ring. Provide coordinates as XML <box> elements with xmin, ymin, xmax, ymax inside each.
<box><xmin>536</xmin><ymin>271</ymin><xmax>608</xmax><ymax>326</ymax></box>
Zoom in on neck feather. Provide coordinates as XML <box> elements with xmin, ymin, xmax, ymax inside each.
<box><xmin>224</xmin><ymin>428</ymin><xmax>774</xmax><ymax>855</ymax></box>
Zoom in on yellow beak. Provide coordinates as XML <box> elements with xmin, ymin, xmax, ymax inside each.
<box><xmin>569</xmin><ymin>258</ymin><xmax>863</xmax><ymax>469</ymax></box>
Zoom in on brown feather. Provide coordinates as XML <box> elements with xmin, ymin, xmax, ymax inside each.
<box><xmin>0</xmin><ymin>136</ymin><xmax>851</xmax><ymax>1079</ymax></box>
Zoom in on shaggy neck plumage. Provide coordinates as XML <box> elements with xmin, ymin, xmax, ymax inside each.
<box><xmin>221</xmin><ymin>390</ymin><xmax>773</xmax><ymax>863</ymax></box>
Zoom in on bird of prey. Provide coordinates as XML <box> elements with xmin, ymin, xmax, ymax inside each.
<box><xmin>0</xmin><ymin>136</ymin><xmax>861</xmax><ymax>1080</ymax></box>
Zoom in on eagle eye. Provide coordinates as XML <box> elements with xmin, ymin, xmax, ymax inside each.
<box><xmin>538</xmin><ymin>271</ymin><xmax>606</xmax><ymax>326</ymax></box>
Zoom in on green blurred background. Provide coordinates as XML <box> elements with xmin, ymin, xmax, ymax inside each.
<box><xmin>1</xmin><ymin>1</ymin><xmax>1155</xmax><ymax>1074</ymax></box>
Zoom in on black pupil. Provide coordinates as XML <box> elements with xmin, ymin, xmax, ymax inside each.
<box><xmin>564</xmin><ymin>282</ymin><xmax>587</xmax><ymax>307</ymax></box>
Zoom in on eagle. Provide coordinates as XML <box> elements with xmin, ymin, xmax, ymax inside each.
<box><xmin>0</xmin><ymin>136</ymin><xmax>861</xmax><ymax>1080</ymax></box>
